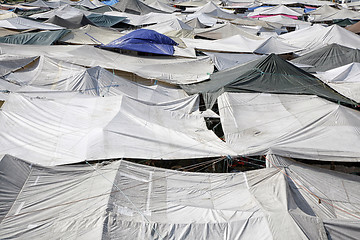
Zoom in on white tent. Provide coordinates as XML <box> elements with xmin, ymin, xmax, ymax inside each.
<box><xmin>59</xmin><ymin>25</ymin><xmax>124</xmax><ymax>45</ymax></box>
<box><xmin>194</xmin><ymin>22</ymin><xmax>260</xmax><ymax>40</ymax></box>
<box><xmin>311</xmin><ymin>8</ymin><xmax>360</xmax><ymax>22</ymax></box>
<box><xmin>104</xmin><ymin>11</ymin><xmax>178</xmax><ymax>26</ymax></box>
<box><xmin>218</xmin><ymin>92</ymin><xmax>360</xmax><ymax>162</ymax></box>
<box><xmin>0</xmin><ymin>17</ymin><xmax>63</xmax><ymax>30</ymax></box>
<box><xmin>182</xmin><ymin>35</ymin><xmax>301</xmax><ymax>54</ymax></box>
<box><xmin>189</xmin><ymin>1</ymin><xmax>238</xmax><ymax>20</ymax></box>
<box><xmin>0</xmin><ymin>93</ymin><xmax>234</xmax><ymax>165</ymax></box>
<box><xmin>248</xmin><ymin>5</ymin><xmax>303</xmax><ymax>17</ymax></box>
<box><xmin>279</xmin><ymin>24</ymin><xmax>360</xmax><ymax>55</ymax></box>
<box><xmin>144</xmin><ymin>18</ymin><xmax>195</xmax><ymax>38</ymax></box>
<box><xmin>316</xmin><ymin>62</ymin><xmax>360</xmax><ymax>102</ymax></box>
<box><xmin>3</xmin><ymin>59</ymin><xmax>188</xmax><ymax>101</ymax></box>
<box><xmin>0</xmin><ymin>154</ymin><xmax>359</xmax><ymax>239</ymax></box>
<box><xmin>0</xmin><ymin>43</ymin><xmax>214</xmax><ymax>84</ymax></box>
<box><xmin>30</xmin><ymin>5</ymin><xmax>92</xmax><ymax>19</ymax></box>
<box><xmin>261</xmin><ymin>15</ymin><xmax>311</xmax><ymax>29</ymax></box>
<box><xmin>70</xmin><ymin>0</ymin><xmax>105</xmax><ymax>9</ymax></box>
<box><xmin>147</xmin><ymin>0</ymin><xmax>179</xmax><ymax>13</ymax></box>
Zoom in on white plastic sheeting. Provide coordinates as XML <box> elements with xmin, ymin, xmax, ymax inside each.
<box><xmin>279</xmin><ymin>24</ymin><xmax>360</xmax><ymax>55</ymax></box>
<box><xmin>30</xmin><ymin>4</ymin><xmax>92</xmax><ymax>19</ymax></box>
<box><xmin>261</xmin><ymin>15</ymin><xmax>311</xmax><ymax>29</ymax></box>
<box><xmin>247</xmin><ymin>5</ymin><xmax>303</xmax><ymax>17</ymax></box>
<box><xmin>0</xmin><ymin>93</ymin><xmax>234</xmax><ymax>165</ymax></box>
<box><xmin>59</xmin><ymin>25</ymin><xmax>125</xmax><ymax>45</ymax></box>
<box><xmin>0</xmin><ymin>154</ymin><xmax>359</xmax><ymax>239</ymax></box>
<box><xmin>0</xmin><ymin>17</ymin><xmax>64</xmax><ymax>30</ymax></box>
<box><xmin>316</xmin><ymin>63</ymin><xmax>360</xmax><ymax>102</ymax></box>
<box><xmin>0</xmin><ymin>43</ymin><xmax>214</xmax><ymax>84</ymax></box>
<box><xmin>104</xmin><ymin>11</ymin><xmax>178</xmax><ymax>26</ymax></box>
<box><xmin>204</xmin><ymin>52</ymin><xmax>262</xmax><ymax>70</ymax></box>
<box><xmin>183</xmin><ymin>35</ymin><xmax>301</xmax><ymax>54</ymax></box>
<box><xmin>3</xmin><ymin>59</ymin><xmax>188</xmax><ymax>101</ymax></box>
<box><xmin>194</xmin><ymin>22</ymin><xmax>260</xmax><ymax>40</ymax></box>
<box><xmin>266</xmin><ymin>154</ymin><xmax>360</xmax><ymax>239</ymax></box>
<box><xmin>218</xmin><ymin>92</ymin><xmax>360</xmax><ymax>162</ymax></box>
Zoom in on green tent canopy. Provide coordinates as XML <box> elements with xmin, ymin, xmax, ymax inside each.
<box><xmin>0</xmin><ymin>29</ymin><xmax>70</xmax><ymax>45</ymax></box>
<box><xmin>181</xmin><ymin>54</ymin><xmax>359</xmax><ymax>109</ymax></box>
<box><xmin>291</xmin><ymin>43</ymin><xmax>360</xmax><ymax>72</ymax></box>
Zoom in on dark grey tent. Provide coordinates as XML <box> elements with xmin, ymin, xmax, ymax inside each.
<box><xmin>112</xmin><ymin>0</ymin><xmax>167</xmax><ymax>15</ymax></box>
<box><xmin>89</xmin><ymin>5</ymin><xmax>120</xmax><ymax>14</ymax></box>
<box><xmin>45</xmin><ymin>14</ymin><xmax>94</xmax><ymax>29</ymax></box>
<box><xmin>0</xmin><ymin>29</ymin><xmax>70</xmax><ymax>45</ymax></box>
<box><xmin>291</xmin><ymin>44</ymin><xmax>360</xmax><ymax>72</ymax></box>
<box><xmin>87</xmin><ymin>14</ymin><xmax>126</xmax><ymax>27</ymax></box>
<box><xmin>181</xmin><ymin>54</ymin><xmax>359</xmax><ymax>108</ymax></box>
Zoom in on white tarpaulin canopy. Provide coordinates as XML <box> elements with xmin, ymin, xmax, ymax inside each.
<box><xmin>0</xmin><ymin>43</ymin><xmax>214</xmax><ymax>84</ymax></box>
<box><xmin>315</xmin><ymin>62</ymin><xmax>360</xmax><ymax>102</ymax></box>
<box><xmin>0</xmin><ymin>154</ymin><xmax>359</xmax><ymax>239</ymax></box>
<box><xmin>30</xmin><ymin>5</ymin><xmax>92</xmax><ymax>19</ymax></box>
<box><xmin>58</xmin><ymin>25</ymin><xmax>124</xmax><ymax>45</ymax></box>
<box><xmin>279</xmin><ymin>24</ymin><xmax>360</xmax><ymax>55</ymax></box>
<box><xmin>248</xmin><ymin>5</ymin><xmax>303</xmax><ymax>17</ymax></box>
<box><xmin>3</xmin><ymin>58</ymin><xmax>188</xmax><ymax>101</ymax></box>
<box><xmin>0</xmin><ymin>93</ymin><xmax>234</xmax><ymax>165</ymax></box>
<box><xmin>0</xmin><ymin>17</ymin><xmax>64</xmax><ymax>30</ymax></box>
<box><xmin>183</xmin><ymin>35</ymin><xmax>301</xmax><ymax>54</ymax></box>
<box><xmin>218</xmin><ymin>92</ymin><xmax>360</xmax><ymax>162</ymax></box>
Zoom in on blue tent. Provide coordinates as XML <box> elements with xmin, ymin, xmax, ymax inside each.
<box><xmin>101</xmin><ymin>29</ymin><xmax>178</xmax><ymax>56</ymax></box>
